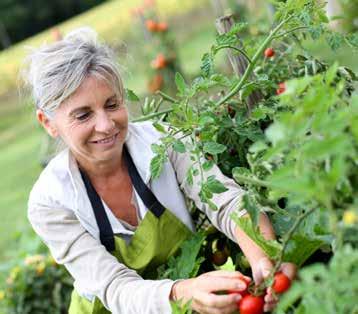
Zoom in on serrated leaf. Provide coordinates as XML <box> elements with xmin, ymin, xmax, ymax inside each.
<box><xmin>175</xmin><ymin>72</ymin><xmax>187</xmax><ymax>95</ymax></box>
<box><xmin>186</xmin><ymin>166</ymin><xmax>193</xmax><ymax>186</ymax></box>
<box><xmin>283</xmin><ymin>234</ymin><xmax>325</xmax><ymax>266</ymax></box>
<box><xmin>173</xmin><ymin>140</ymin><xmax>186</xmax><ymax>153</ymax></box>
<box><xmin>201</xmin><ymin>52</ymin><xmax>214</xmax><ymax>77</ymax></box>
<box><xmin>242</xmin><ymin>194</ymin><xmax>260</xmax><ymax>227</ymax></box>
<box><xmin>203</xmin><ymin>142</ymin><xmax>227</xmax><ymax>155</ymax></box>
<box><xmin>232</xmin><ymin>167</ymin><xmax>252</xmax><ymax>184</ymax></box>
<box><xmin>159</xmin><ymin>232</ymin><xmax>206</xmax><ymax>280</ymax></box>
<box><xmin>231</xmin><ymin>214</ymin><xmax>281</xmax><ymax>259</ymax></box>
<box><xmin>206</xmin><ymin>175</ymin><xmax>228</xmax><ymax>194</ymax></box>
<box><xmin>202</xmin><ymin>160</ymin><xmax>214</xmax><ymax>171</ymax></box>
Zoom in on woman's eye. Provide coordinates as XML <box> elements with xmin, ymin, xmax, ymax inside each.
<box><xmin>106</xmin><ymin>102</ymin><xmax>120</xmax><ymax>110</ymax></box>
<box><xmin>75</xmin><ymin>112</ymin><xmax>91</xmax><ymax>121</ymax></box>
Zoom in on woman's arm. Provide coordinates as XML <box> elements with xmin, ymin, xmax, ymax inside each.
<box><xmin>28</xmin><ymin>202</ymin><xmax>175</xmax><ymax>314</ymax></box>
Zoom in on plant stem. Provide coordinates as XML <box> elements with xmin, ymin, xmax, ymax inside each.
<box><xmin>273</xmin><ymin>207</ymin><xmax>315</xmax><ymax>273</ymax></box>
<box><xmin>215</xmin><ymin>15</ymin><xmax>293</xmax><ymax>107</ymax></box>
<box><xmin>155</xmin><ymin>90</ymin><xmax>178</xmax><ymax>103</ymax></box>
<box><xmin>131</xmin><ymin>108</ymin><xmax>173</xmax><ymax>122</ymax></box>
<box><xmin>215</xmin><ymin>44</ymin><xmax>252</xmax><ymax>64</ymax></box>
<box><xmin>272</xmin><ymin>26</ymin><xmax>308</xmax><ymax>39</ymax></box>
<box><xmin>233</xmin><ymin>173</ymin><xmax>272</xmax><ymax>188</ymax></box>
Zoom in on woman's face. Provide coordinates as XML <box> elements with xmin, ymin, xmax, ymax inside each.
<box><xmin>39</xmin><ymin>75</ymin><xmax>128</xmax><ymax>167</ymax></box>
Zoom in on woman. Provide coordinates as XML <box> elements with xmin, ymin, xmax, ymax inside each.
<box><xmin>25</xmin><ymin>28</ymin><xmax>295</xmax><ymax>314</ymax></box>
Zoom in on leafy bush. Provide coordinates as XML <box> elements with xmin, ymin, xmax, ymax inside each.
<box><xmin>0</xmin><ymin>253</ymin><xmax>73</xmax><ymax>314</ymax></box>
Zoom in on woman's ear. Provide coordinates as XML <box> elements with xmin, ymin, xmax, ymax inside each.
<box><xmin>36</xmin><ymin>109</ymin><xmax>58</xmax><ymax>138</ymax></box>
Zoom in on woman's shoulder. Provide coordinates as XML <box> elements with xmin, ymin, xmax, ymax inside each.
<box><xmin>28</xmin><ymin>149</ymin><xmax>76</xmax><ymax>208</ymax></box>
<box><xmin>128</xmin><ymin>121</ymin><xmax>167</xmax><ymax>141</ymax></box>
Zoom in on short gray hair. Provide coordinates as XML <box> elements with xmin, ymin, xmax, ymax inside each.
<box><xmin>22</xmin><ymin>27</ymin><xmax>124</xmax><ymax>117</ymax></box>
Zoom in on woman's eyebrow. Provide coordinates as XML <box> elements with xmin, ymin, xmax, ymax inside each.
<box><xmin>68</xmin><ymin>94</ymin><xmax>118</xmax><ymax>116</ymax></box>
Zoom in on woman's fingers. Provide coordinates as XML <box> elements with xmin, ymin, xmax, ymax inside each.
<box><xmin>197</xmin><ymin>273</ymin><xmax>248</xmax><ymax>293</ymax></box>
<box><xmin>193</xmin><ymin>291</ymin><xmax>240</xmax><ymax>314</ymax></box>
<box><xmin>195</xmin><ymin>290</ymin><xmax>241</xmax><ymax>308</ymax></box>
<box><xmin>279</xmin><ymin>262</ymin><xmax>297</xmax><ymax>280</ymax></box>
<box><xmin>204</xmin><ymin>270</ymin><xmax>251</xmax><ymax>281</ymax></box>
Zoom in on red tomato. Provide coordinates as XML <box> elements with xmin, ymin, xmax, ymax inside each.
<box><xmin>157</xmin><ymin>22</ymin><xmax>168</xmax><ymax>32</ymax></box>
<box><xmin>146</xmin><ymin>19</ymin><xmax>158</xmax><ymax>32</ymax></box>
<box><xmin>264</xmin><ymin>47</ymin><xmax>275</xmax><ymax>58</ymax></box>
<box><xmin>239</xmin><ymin>294</ymin><xmax>264</xmax><ymax>314</ymax></box>
<box><xmin>272</xmin><ymin>272</ymin><xmax>291</xmax><ymax>293</ymax></box>
<box><xmin>276</xmin><ymin>82</ymin><xmax>286</xmax><ymax>95</ymax></box>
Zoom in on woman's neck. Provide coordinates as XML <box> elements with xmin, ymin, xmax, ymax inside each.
<box><xmin>76</xmin><ymin>151</ymin><xmax>126</xmax><ymax>182</ymax></box>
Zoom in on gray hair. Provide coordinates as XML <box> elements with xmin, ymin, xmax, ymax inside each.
<box><xmin>22</xmin><ymin>27</ymin><xmax>124</xmax><ymax>118</ymax></box>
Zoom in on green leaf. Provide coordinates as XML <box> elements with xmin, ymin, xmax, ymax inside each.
<box><xmin>173</xmin><ymin>140</ymin><xmax>186</xmax><ymax>153</ymax></box>
<box><xmin>242</xmin><ymin>194</ymin><xmax>260</xmax><ymax>227</ymax></box>
<box><xmin>153</xmin><ymin>122</ymin><xmax>167</xmax><ymax>133</ymax></box>
<box><xmin>231</xmin><ymin>214</ymin><xmax>281</xmax><ymax>259</ymax></box>
<box><xmin>249</xmin><ymin>141</ymin><xmax>268</xmax><ymax>153</ymax></box>
<box><xmin>206</xmin><ymin>175</ymin><xmax>228</xmax><ymax>194</ymax></box>
<box><xmin>202</xmin><ymin>160</ymin><xmax>214</xmax><ymax>171</ymax></box>
<box><xmin>232</xmin><ymin>167</ymin><xmax>252</xmax><ymax>184</ymax></box>
<box><xmin>150</xmin><ymin>154</ymin><xmax>166</xmax><ymax>179</ymax></box>
<box><xmin>200</xmin><ymin>52</ymin><xmax>214</xmax><ymax>77</ymax></box>
<box><xmin>175</xmin><ymin>72</ymin><xmax>187</xmax><ymax>95</ymax></box>
<box><xmin>326</xmin><ymin>32</ymin><xmax>344</xmax><ymax>51</ymax></box>
<box><xmin>203</xmin><ymin>142</ymin><xmax>227</xmax><ymax>154</ymax></box>
<box><xmin>186</xmin><ymin>166</ymin><xmax>194</xmax><ymax>186</ymax></box>
<box><xmin>283</xmin><ymin>234</ymin><xmax>325</xmax><ymax>266</ymax></box>
<box><xmin>125</xmin><ymin>88</ymin><xmax>140</xmax><ymax>102</ymax></box>
<box><xmin>325</xmin><ymin>63</ymin><xmax>338</xmax><ymax>85</ymax></box>
<box><xmin>265</xmin><ymin>122</ymin><xmax>286</xmax><ymax>145</ymax></box>
<box><xmin>159</xmin><ymin>232</ymin><xmax>206</xmax><ymax>280</ymax></box>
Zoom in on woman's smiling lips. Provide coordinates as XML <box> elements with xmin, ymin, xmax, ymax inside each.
<box><xmin>89</xmin><ymin>132</ymin><xmax>120</xmax><ymax>147</ymax></box>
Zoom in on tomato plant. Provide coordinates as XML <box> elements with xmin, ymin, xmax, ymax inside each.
<box><xmin>129</xmin><ymin>0</ymin><xmax>358</xmax><ymax>313</ymax></box>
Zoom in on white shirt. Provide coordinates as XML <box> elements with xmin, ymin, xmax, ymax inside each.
<box><xmin>28</xmin><ymin>121</ymin><xmax>246</xmax><ymax>314</ymax></box>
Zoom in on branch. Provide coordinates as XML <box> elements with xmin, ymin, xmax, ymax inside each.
<box><xmin>214</xmin><ymin>44</ymin><xmax>253</xmax><ymax>64</ymax></box>
<box><xmin>215</xmin><ymin>15</ymin><xmax>293</xmax><ymax>107</ymax></box>
<box><xmin>131</xmin><ymin>108</ymin><xmax>173</xmax><ymax>122</ymax></box>
<box><xmin>272</xmin><ymin>26</ymin><xmax>309</xmax><ymax>39</ymax></box>
<box><xmin>155</xmin><ymin>90</ymin><xmax>178</xmax><ymax>103</ymax></box>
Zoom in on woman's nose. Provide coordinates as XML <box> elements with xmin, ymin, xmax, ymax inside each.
<box><xmin>94</xmin><ymin>111</ymin><xmax>115</xmax><ymax>134</ymax></box>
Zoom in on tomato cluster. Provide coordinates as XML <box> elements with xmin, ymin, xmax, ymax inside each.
<box><xmin>228</xmin><ymin>272</ymin><xmax>291</xmax><ymax>314</ymax></box>
<box><xmin>145</xmin><ymin>19</ymin><xmax>168</xmax><ymax>32</ymax></box>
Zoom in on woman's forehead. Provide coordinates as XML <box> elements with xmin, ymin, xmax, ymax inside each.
<box><xmin>61</xmin><ymin>76</ymin><xmax>119</xmax><ymax>110</ymax></box>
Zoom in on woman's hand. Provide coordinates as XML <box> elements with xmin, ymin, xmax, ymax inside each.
<box><xmin>252</xmin><ymin>257</ymin><xmax>297</xmax><ymax>312</ymax></box>
<box><xmin>171</xmin><ymin>270</ymin><xmax>251</xmax><ymax>314</ymax></box>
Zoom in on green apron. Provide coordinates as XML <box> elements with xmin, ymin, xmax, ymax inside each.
<box><xmin>68</xmin><ymin>146</ymin><xmax>192</xmax><ymax>314</ymax></box>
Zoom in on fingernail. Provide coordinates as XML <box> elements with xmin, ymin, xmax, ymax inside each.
<box><xmin>236</xmin><ymin>282</ymin><xmax>246</xmax><ymax>290</ymax></box>
<box><xmin>234</xmin><ymin>295</ymin><xmax>242</xmax><ymax>301</ymax></box>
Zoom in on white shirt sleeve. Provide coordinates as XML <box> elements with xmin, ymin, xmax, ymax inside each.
<box><xmin>28</xmin><ymin>201</ymin><xmax>175</xmax><ymax>314</ymax></box>
<box><xmin>167</xmin><ymin>143</ymin><xmax>247</xmax><ymax>243</ymax></box>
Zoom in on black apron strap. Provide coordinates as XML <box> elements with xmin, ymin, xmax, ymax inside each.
<box><xmin>79</xmin><ymin>169</ymin><xmax>115</xmax><ymax>252</ymax></box>
<box><xmin>123</xmin><ymin>145</ymin><xmax>165</xmax><ymax>218</ymax></box>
